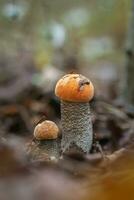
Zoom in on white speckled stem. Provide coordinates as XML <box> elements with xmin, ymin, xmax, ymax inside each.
<box><xmin>61</xmin><ymin>100</ymin><xmax>93</xmax><ymax>153</ymax></box>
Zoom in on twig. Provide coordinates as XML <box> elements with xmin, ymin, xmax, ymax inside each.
<box><xmin>17</xmin><ymin>105</ymin><xmax>33</xmax><ymax>133</ymax></box>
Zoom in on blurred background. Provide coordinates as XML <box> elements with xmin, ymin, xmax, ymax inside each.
<box><xmin>0</xmin><ymin>0</ymin><xmax>131</xmax><ymax>98</ymax></box>
<box><xmin>1</xmin><ymin>1</ymin><xmax>134</xmax><ymax>200</ymax></box>
<box><xmin>0</xmin><ymin>0</ymin><xmax>132</xmax><ymax>137</ymax></box>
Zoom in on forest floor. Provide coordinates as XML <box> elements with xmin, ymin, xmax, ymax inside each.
<box><xmin>0</xmin><ymin>80</ymin><xmax>134</xmax><ymax>200</ymax></box>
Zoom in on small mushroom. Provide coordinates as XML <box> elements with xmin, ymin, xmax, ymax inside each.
<box><xmin>55</xmin><ymin>74</ymin><xmax>94</xmax><ymax>154</ymax></box>
<box><xmin>33</xmin><ymin>120</ymin><xmax>60</xmax><ymax>159</ymax></box>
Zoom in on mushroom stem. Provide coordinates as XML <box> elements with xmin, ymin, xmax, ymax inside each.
<box><xmin>61</xmin><ymin>100</ymin><xmax>93</xmax><ymax>153</ymax></box>
<box><xmin>39</xmin><ymin>139</ymin><xmax>60</xmax><ymax>159</ymax></box>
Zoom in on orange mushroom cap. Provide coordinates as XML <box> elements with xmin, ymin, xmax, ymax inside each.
<box><xmin>34</xmin><ymin>120</ymin><xmax>59</xmax><ymax>140</ymax></box>
<box><xmin>55</xmin><ymin>74</ymin><xmax>94</xmax><ymax>102</ymax></box>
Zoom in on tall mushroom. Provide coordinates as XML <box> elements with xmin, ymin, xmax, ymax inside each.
<box><xmin>55</xmin><ymin>74</ymin><xmax>94</xmax><ymax>154</ymax></box>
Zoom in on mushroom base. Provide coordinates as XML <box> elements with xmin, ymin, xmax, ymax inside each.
<box><xmin>61</xmin><ymin>100</ymin><xmax>93</xmax><ymax>153</ymax></box>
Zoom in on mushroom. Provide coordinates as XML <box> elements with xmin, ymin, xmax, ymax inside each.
<box><xmin>55</xmin><ymin>74</ymin><xmax>94</xmax><ymax>154</ymax></box>
<box><xmin>33</xmin><ymin>120</ymin><xmax>60</xmax><ymax>159</ymax></box>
